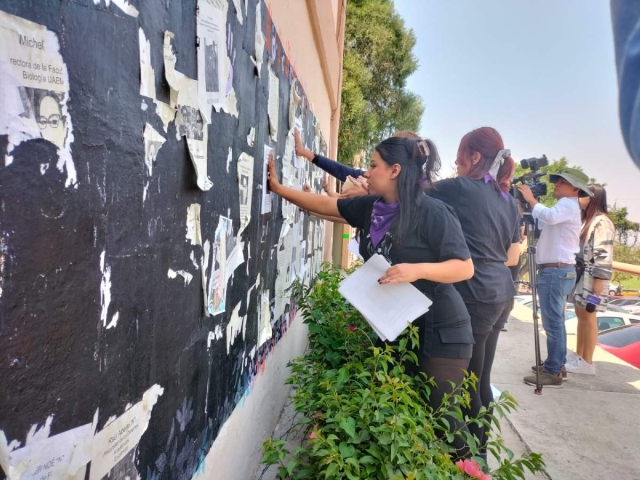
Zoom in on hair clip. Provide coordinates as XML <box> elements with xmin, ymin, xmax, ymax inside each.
<box><xmin>416</xmin><ymin>140</ymin><xmax>430</xmax><ymax>158</ymax></box>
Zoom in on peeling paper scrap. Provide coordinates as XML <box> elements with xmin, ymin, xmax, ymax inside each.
<box><xmin>237</xmin><ymin>152</ymin><xmax>254</xmax><ymax>233</ymax></box>
<box><xmin>0</xmin><ymin>11</ymin><xmax>76</xmax><ymax>187</ymax></box>
<box><xmin>143</xmin><ymin>123</ymin><xmax>166</xmax><ymax>177</ymax></box>
<box><xmin>225</xmin><ymin>240</ymin><xmax>245</xmax><ymax>283</ymax></box>
<box><xmin>267</xmin><ymin>66</ymin><xmax>279</xmax><ymax>140</ymax></box>
<box><xmin>138</xmin><ymin>28</ymin><xmax>155</xmax><ymax>99</ymax></box>
<box><xmin>226</xmin><ymin>302</ymin><xmax>245</xmax><ymax>354</ymax></box>
<box><xmin>257</xmin><ymin>290</ymin><xmax>272</xmax><ymax>346</ymax></box>
<box><xmin>201</xmin><ymin>239</ymin><xmax>211</xmax><ymax>316</ymax></box>
<box><xmin>164</xmin><ymin>30</ymin><xmax>212</xmax><ymax>191</ymax></box>
<box><xmin>226</xmin><ymin>146</ymin><xmax>232</xmax><ymax>173</ymax></box>
<box><xmin>186</xmin><ymin>203</ymin><xmax>202</xmax><ymax>246</ymax></box>
<box><xmin>197</xmin><ymin>0</ymin><xmax>226</xmax><ymax>122</ymax></box>
<box><xmin>247</xmin><ymin>127</ymin><xmax>255</xmax><ymax>147</ymax></box>
<box><xmin>288</xmin><ymin>78</ymin><xmax>301</xmax><ymax>129</ymax></box>
<box><xmin>106</xmin><ymin>312</ymin><xmax>119</xmax><ymax>330</ymax></box>
<box><xmin>69</xmin><ymin>385</ymin><xmax>164</xmax><ymax>480</ymax></box>
<box><xmin>0</xmin><ymin>423</ymin><xmax>91</xmax><ymax>480</ymax></box>
<box><xmin>251</xmin><ymin>1</ymin><xmax>265</xmax><ymax>76</ymax></box>
<box><xmin>232</xmin><ymin>0</ymin><xmax>244</xmax><ymax>24</ymax></box>
<box><xmin>207</xmin><ymin>325</ymin><xmax>223</xmax><ymax>348</ymax></box>
<box><xmin>154</xmin><ymin>99</ymin><xmax>176</xmax><ymax>132</ymax></box>
<box><xmin>100</xmin><ymin>251</ymin><xmax>112</xmax><ymax>328</ymax></box>
<box><xmin>111</xmin><ymin>0</ymin><xmax>139</xmax><ymax>18</ymax></box>
<box><xmin>168</xmin><ymin>268</ymin><xmax>193</xmax><ymax>285</ymax></box>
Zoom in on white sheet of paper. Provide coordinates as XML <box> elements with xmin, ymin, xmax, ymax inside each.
<box><xmin>237</xmin><ymin>152</ymin><xmax>254</xmax><ymax>233</ymax></box>
<box><xmin>261</xmin><ymin>145</ymin><xmax>272</xmax><ymax>214</ymax></box>
<box><xmin>338</xmin><ymin>254</ymin><xmax>432</xmax><ymax>342</ymax></box>
<box><xmin>347</xmin><ymin>239</ymin><xmax>362</xmax><ymax>259</ymax></box>
<box><xmin>267</xmin><ymin>66</ymin><xmax>279</xmax><ymax>140</ymax></box>
<box><xmin>197</xmin><ymin>0</ymin><xmax>226</xmax><ymax>121</ymax></box>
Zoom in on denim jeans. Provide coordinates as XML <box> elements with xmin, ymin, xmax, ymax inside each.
<box><xmin>537</xmin><ymin>266</ymin><xmax>576</xmax><ymax>374</ymax></box>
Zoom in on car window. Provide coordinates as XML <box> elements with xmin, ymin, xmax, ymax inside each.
<box><xmin>631</xmin><ymin>318</ymin><xmax>640</xmax><ymax>325</ymax></box>
<box><xmin>598</xmin><ymin>326</ymin><xmax>640</xmax><ymax>348</ymax></box>
<box><xmin>597</xmin><ymin>317</ymin><xmax>625</xmax><ymax>331</ymax></box>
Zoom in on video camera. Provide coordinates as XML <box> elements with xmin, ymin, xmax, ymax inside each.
<box><xmin>510</xmin><ymin>155</ymin><xmax>549</xmax><ymax>211</ymax></box>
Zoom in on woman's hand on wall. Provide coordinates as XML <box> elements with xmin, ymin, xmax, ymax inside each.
<box><xmin>294</xmin><ymin>129</ymin><xmax>314</xmax><ymax>161</ymax></box>
<box><xmin>267</xmin><ymin>152</ymin><xmax>281</xmax><ymax>193</ymax></box>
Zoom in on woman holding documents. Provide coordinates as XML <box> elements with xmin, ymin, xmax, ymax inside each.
<box><xmin>428</xmin><ymin>127</ymin><xmax>521</xmax><ymax>460</ymax></box>
<box><xmin>268</xmin><ymin>136</ymin><xmax>476</xmax><ymax>456</ymax></box>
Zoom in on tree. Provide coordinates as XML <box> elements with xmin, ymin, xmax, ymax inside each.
<box><xmin>338</xmin><ymin>0</ymin><xmax>424</xmax><ymax>166</ymax></box>
<box><xmin>609</xmin><ymin>205</ymin><xmax>640</xmax><ymax>245</ymax></box>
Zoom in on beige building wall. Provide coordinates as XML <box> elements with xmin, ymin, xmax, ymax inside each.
<box><xmin>199</xmin><ymin>2</ymin><xmax>345</xmax><ymax>479</ymax></box>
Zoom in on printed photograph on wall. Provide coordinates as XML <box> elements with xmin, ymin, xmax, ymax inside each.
<box><xmin>18</xmin><ymin>87</ymin><xmax>68</xmax><ymax>150</ymax></box>
<box><xmin>177</xmin><ymin>105</ymin><xmax>204</xmax><ymax>141</ymax></box>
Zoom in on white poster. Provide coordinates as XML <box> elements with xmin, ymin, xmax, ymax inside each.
<box><xmin>197</xmin><ymin>0</ymin><xmax>226</xmax><ymax>122</ymax></box>
<box><xmin>261</xmin><ymin>145</ymin><xmax>273</xmax><ymax>214</ymax></box>
<box><xmin>237</xmin><ymin>152</ymin><xmax>254</xmax><ymax>234</ymax></box>
<box><xmin>0</xmin><ymin>11</ymin><xmax>76</xmax><ymax>187</ymax></box>
<box><xmin>267</xmin><ymin>66</ymin><xmax>279</xmax><ymax>140</ymax></box>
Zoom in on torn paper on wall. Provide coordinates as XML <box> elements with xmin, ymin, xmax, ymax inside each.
<box><xmin>226</xmin><ymin>301</ymin><xmax>245</xmax><ymax>354</ymax></box>
<box><xmin>0</xmin><ymin>422</ymin><xmax>91</xmax><ymax>480</ymax></box>
<box><xmin>247</xmin><ymin>127</ymin><xmax>255</xmax><ymax>147</ymax></box>
<box><xmin>164</xmin><ymin>31</ymin><xmax>213</xmax><ymax>191</ymax></box>
<box><xmin>186</xmin><ymin>203</ymin><xmax>202</xmax><ymax>246</ymax></box>
<box><xmin>94</xmin><ymin>0</ymin><xmax>139</xmax><ymax>17</ymax></box>
<box><xmin>257</xmin><ymin>289</ymin><xmax>271</xmax><ymax>346</ymax></box>
<box><xmin>138</xmin><ymin>28</ymin><xmax>155</xmax><ymax>99</ymax></box>
<box><xmin>261</xmin><ymin>145</ymin><xmax>273</xmax><ymax>214</ymax></box>
<box><xmin>143</xmin><ymin>123</ymin><xmax>166</xmax><ymax>177</ymax></box>
<box><xmin>237</xmin><ymin>152</ymin><xmax>254</xmax><ymax>234</ymax></box>
<box><xmin>68</xmin><ymin>385</ymin><xmax>164</xmax><ymax>480</ymax></box>
<box><xmin>232</xmin><ymin>0</ymin><xmax>244</xmax><ymax>24</ymax></box>
<box><xmin>294</xmin><ymin>117</ymin><xmax>304</xmax><ymax>168</ymax></box>
<box><xmin>100</xmin><ymin>251</ymin><xmax>112</xmax><ymax>328</ymax></box>
<box><xmin>251</xmin><ymin>1</ymin><xmax>265</xmax><ymax>76</ymax></box>
<box><xmin>197</xmin><ymin>0</ymin><xmax>226</xmax><ymax>121</ymax></box>
<box><xmin>0</xmin><ymin>11</ymin><xmax>76</xmax><ymax>187</ymax></box>
<box><xmin>274</xmin><ymin>224</ymin><xmax>292</xmax><ymax>320</ymax></box>
<box><xmin>207</xmin><ymin>325</ymin><xmax>223</xmax><ymax>347</ymax></box>
<box><xmin>201</xmin><ymin>239</ymin><xmax>211</xmax><ymax>316</ymax></box>
<box><xmin>168</xmin><ymin>268</ymin><xmax>193</xmax><ymax>285</ymax></box>
<box><xmin>288</xmin><ymin>78</ymin><xmax>301</xmax><ymax>129</ymax></box>
<box><xmin>208</xmin><ymin>216</ymin><xmax>242</xmax><ymax>316</ymax></box>
<box><xmin>267</xmin><ymin>66</ymin><xmax>279</xmax><ymax>140</ymax></box>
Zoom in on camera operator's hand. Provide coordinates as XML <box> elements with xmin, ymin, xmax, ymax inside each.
<box><xmin>517</xmin><ymin>184</ymin><xmax>538</xmax><ymax>206</ymax></box>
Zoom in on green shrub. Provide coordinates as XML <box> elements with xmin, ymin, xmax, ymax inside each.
<box><xmin>262</xmin><ymin>264</ymin><xmax>545</xmax><ymax>480</ymax></box>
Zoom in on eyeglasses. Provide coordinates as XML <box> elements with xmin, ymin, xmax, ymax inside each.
<box><xmin>37</xmin><ymin>114</ymin><xmax>62</xmax><ymax>129</ymax></box>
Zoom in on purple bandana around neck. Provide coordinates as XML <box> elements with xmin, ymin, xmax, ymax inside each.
<box><xmin>483</xmin><ymin>173</ymin><xmax>510</xmax><ymax>200</ymax></box>
<box><xmin>370</xmin><ymin>198</ymin><xmax>399</xmax><ymax>247</ymax></box>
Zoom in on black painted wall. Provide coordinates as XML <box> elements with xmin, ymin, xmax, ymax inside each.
<box><xmin>0</xmin><ymin>1</ymin><xmax>326</xmax><ymax>478</ymax></box>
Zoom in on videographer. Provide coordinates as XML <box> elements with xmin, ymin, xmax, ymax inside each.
<box><xmin>519</xmin><ymin>169</ymin><xmax>593</xmax><ymax>388</ymax></box>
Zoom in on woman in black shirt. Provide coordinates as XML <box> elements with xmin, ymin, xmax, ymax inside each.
<box><xmin>428</xmin><ymin>127</ymin><xmax>521</xmax><ymax>460</ymax></box>
<box><xmin>267</xmin><ymin>136</ymin><xmax>476</xmax><ymax>454</ymax></box>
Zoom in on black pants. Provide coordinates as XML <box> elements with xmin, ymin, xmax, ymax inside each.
<box><xmin>406</xmin><ymin>355</ymin><xmax>471</xmax><ymax>458</ymax></box>
<box><xmin>463</xmin><ymin>299</ymin><xmax>514</xmax><ymax>458</ymax></box>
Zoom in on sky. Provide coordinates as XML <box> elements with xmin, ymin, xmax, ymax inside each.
<box><xmin>394</xmin><ymin>0</ymin><xmax>640</xmax><ymax>223</ymax></box>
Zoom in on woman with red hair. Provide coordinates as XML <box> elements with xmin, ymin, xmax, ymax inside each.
<box><xmin>428</xmin><ymin>126</ymin><xmax>521</xmax><ymax>461</ymax></box>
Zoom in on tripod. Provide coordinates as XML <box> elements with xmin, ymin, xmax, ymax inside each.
<box><xmin>522</xmin><ymin>211</ymin><xmax>544</xmax><ymax>394</ymax></box>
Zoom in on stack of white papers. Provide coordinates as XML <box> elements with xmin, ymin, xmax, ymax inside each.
<box><xmin>338</xmin><ymin>254</ymin><xmax>432</xmax><ymax>341</ymax></box>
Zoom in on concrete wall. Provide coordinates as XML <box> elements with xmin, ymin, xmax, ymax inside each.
<box><xmin>0</xmin><ymin>1</ymin><xmax>344</xmax><ymax>479</ymax></box>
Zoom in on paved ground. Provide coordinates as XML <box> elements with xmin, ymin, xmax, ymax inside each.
<box><xmin>256</xmin><ymin>301</ymin><xmax>640</xmax><ymax>479</ymax></box>
<box><xmin>493</xmin><ymin>302</ymin><xmax>640</xmax><ymax>480</ymax></box>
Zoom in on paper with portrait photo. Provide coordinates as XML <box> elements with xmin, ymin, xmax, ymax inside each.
<box><xmin>164</xmin><ymin>30</ymin><xmax>212</xmax><ymax>191</ymax></box>
<box><xmin>0</xmin><ymin>11</ymin><xmax>76</xmax><ymax>187</ymax></box>
<box><xmin>197</xmin><ymin>0</ymin><xmax>226</xmax><ymax>122</ymax></box>
<box><xmin>208</xmin><ymin>216</ymin><xmax>231</xmax><ymax>316</ymax></box>
<box><xmin>237</xmin><ymin>153</ymin><xmax>254</xmax><ymax>234</ymax></box>
<box><xmin>261</xmin><ymin>145</ymin><xmax>273</xmax><ymax>214</ymax></box>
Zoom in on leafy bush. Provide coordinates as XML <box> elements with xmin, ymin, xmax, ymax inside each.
<box><xmin>262</xmin><ymin>264</ymin><xmax>545</xmax><ymax>480</ymax></box>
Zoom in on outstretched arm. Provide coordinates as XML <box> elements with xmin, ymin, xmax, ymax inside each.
<box><xmin>295</xmin><ymin>130</ymin><xmax>364</xmax><ymax>182</ymax></box>
<box><xmin>268</xmin><ymin>153</ymin><xmax>341</xmax><ymax>217</ymax></box>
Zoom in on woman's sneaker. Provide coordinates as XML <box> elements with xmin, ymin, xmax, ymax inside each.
<box><xmin>565</xmin><ymin>356</ymin><xmax>596</xmax><ymax>375</ymax></box>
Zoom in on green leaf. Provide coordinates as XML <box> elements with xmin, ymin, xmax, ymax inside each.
<box><xmin>339</xmin><ymin>416</ymin><xmax>357</xmax><ymax>438</ymax></box>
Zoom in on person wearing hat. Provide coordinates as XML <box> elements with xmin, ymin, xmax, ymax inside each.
<box><xmin>517</xmin><ymin>168</ymin><xmax>593</xmax><ymax>388</ymax></box>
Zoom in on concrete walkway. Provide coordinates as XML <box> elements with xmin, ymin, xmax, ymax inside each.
<box><xmin>256</xmin><ymin>302</ymin><xmax>640</xmax><ymax>479</ymax></box>
<box><xmin>493</xmin><ymin>302</ymin><xmax>640</xmax><ymax>480</ymax></box>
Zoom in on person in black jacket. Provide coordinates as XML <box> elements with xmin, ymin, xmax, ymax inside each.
<box><xmin>268</xmin><ymin>136</ymin><xmax>477</xmax><ymax>456</ymax></box>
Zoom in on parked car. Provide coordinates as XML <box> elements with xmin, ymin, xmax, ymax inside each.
<box><xmin>608</xmin><ymin>297</ymin><xmax>640</xmax><ymax>308</ymax></box>
<box><xmin>597</xmin><ymin>325</ymin><xmax>640</xmax><ymax>369</ymax></box>
<box><xmin>565</xmin><ymin>311</ymin><xmax>640</xmax><ymax>335</ymax></box>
